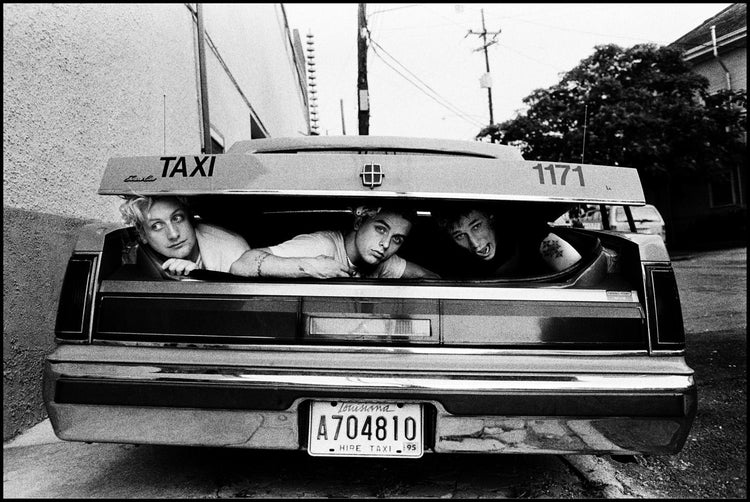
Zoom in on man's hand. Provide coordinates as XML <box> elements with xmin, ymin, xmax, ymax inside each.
<box><xmin>162</xmin><ymin>258</ymin><xmax>198</xmax><ymax>276</ymax></box>
<box><xmin>402</xmin><ymin>261</ymin><xmax>441</xmax><ymax>279</ymax></box>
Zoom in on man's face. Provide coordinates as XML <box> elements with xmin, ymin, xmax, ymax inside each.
<box><xmin>448</xmin><ymin>210</ymin><xmax>496</xmax><ymax>261</ymax></box>
<box><xmin>353</xmin><ymin>211</ymin><xmax>412</xmax><ymax>266</ymax></box>
<box><xmin>141</xmin><ymin>198</ymin><xmax>198</xmax><ymax>260</ymax></box>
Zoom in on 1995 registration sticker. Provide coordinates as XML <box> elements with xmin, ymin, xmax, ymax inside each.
<box><xmin>308</xmin><ymin>401</ymin><xmax>423</xmax><ymax>458</ymax></box>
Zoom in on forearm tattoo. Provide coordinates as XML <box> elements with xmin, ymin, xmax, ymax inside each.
<box><xmin>540</xmin><ymin>239</ymin><xmax>563</xmax><ymax>259</ymax></box>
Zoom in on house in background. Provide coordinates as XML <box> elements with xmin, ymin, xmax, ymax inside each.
<box><xmin>3</xmin><ymin>4</ymin><xmax>310</xmax><ymax>441</ymax></box>
<box><xmin>667</xmin><ymin>3</ymin><xmax>746</xmax><ymax>248</ymax></box>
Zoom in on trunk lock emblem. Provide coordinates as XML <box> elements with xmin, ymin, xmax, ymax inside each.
<box><xmin>360</xmin><ymin>163</ymin><xmax>384</xmax><ymax>189</ymax></box>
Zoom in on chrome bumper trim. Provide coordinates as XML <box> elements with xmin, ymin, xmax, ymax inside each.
<box><xmin>49</xmin><ymin>361</ymin><xmax>693</xmax><ymax>393</ymax></box>
<box><xmin>44</xmin><ymin>345</ymin><xmax>696</xmax><ymax>454</ymax></box>
<box><xmin>49</xmin><ymin>342</ymin><xmax>678</xmax><ymax>359</ymax></box>
<box><xmin>100</xmin><ymin>280</ymin><xmax>640</xmax><ymax>303</ymax></box>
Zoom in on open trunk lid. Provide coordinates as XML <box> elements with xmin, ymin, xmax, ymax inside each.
<box><xmin>80</xmin><ymin>141</ymin><xmax>654</xmax><ymax>350</ymax></box>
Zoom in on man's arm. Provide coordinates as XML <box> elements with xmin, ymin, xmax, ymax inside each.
<box><xmin>401</xmin><ymin>260</ymin><xmax>441</xmax><ymax>279</ymax></box>
<box><xmin>229</xmin><ymin>248</ymin><xmax>353</xmax><ymax>279</ymax></box>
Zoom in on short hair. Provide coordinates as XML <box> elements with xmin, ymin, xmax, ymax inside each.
<box><xmin>352</xmin><ymin>204</ymin><xmax>418</xmax><ymax>228</ymax></box>
<box><xmin>433</xmin><ymin>204</ymin><xmax>493</xmax><ymax>232</ymax></box>
<box><xmin>119</xmin><ymin>194</ymin><xmax>192</xmax><ymax>238</ymax></box>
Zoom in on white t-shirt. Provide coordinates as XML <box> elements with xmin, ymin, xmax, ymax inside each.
<box><xmin>268</xmin><ymin>230</ymin><xmax>406</xmax><ymax>278</ymax></box>
<box><xmin>194</xmin><ymin>222</ymin><xmax>250</xmax><ymax>273</ymax></box>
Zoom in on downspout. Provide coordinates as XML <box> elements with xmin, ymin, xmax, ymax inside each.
<box><xmin>196</xmin><ymin>3</ymin><xmax>212</xmax><ymax>153</ymax></box>
<box><xmin>711</xmin><ymin>25</ymin><xmax>732</xmax><ymax>91</ymax></box>
<box><xmin>710</xmin><ymin>24</ymin><xmax>741</xmax><ymax>208</ymax></box>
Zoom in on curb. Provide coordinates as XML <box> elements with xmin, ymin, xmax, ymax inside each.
<box><xmin>3</xmin><ymin>419</ymin><xmax>62</xmax><ymax>450</ymax></box>
<box><xmin>562</xmin><ymin>455</ymin><xmax>656</xmax><ymax>499</ymax></box>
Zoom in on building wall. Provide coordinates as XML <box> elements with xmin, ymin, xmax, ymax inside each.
<box><xmin>3</xmin><ymin>3</ymin><xmax>308</xmax><ymax>440</ymax></box>
<box><xmin>203</xmin><ymin>4</ymin><xmax>309</xmax><ymax>140</ymax></box>
<box><xmin>690</xmin><ymin>45</ymin><xmax>747</xmax><ymax>93</ymax></box>
<box><xmin>675</xmin><ymin>39</ymin><xmax>747</xmax><ymax>248</ymax></box>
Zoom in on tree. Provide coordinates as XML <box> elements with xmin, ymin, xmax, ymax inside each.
<box><xmin>480</xmin><ymin>44</ymin><xmax>746</xmax><ymax>180</ymax></box>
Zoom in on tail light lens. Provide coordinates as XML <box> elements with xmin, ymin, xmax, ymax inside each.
<box><xmin>55</xmin><ymin>254</ymin><xmax>97</xmax><ymax>341</ymax></box>
<box><xmin>644</xmin><ymin>264</ymin><xmax>685</xmax><ymax>351</ymax></box>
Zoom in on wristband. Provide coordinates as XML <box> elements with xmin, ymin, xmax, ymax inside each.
<box><xmin>256</xmin><ymin>253</ymin><xmax>269</xmax><ymax>277</ymax></box>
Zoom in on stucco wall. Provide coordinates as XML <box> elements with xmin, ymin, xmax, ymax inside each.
<box><xmin>3</xmin><ymin>3</ymin><xmax>308</xmax><ymax>440</ymax></box>
<box><xmin>4</xmin><ymin>3</ymin><xmax>201</xmax><ymax>220</ymax></box>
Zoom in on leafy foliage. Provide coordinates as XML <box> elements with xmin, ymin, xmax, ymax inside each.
<box><xmin>484</xmin><ymin>44</ymin><xmax>746</xmax><ymax>178</ymax></box>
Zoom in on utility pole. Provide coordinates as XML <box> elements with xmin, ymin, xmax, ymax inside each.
<box><xmin>357</xmin><ymin>3</ymin><xmax>369</xmax><ymax>135</ymax></box>
<box><xmin>196</xmin><ymin>3</ymin><xmax>211</xmax><ymax>153</ymax></box>
<box><xmin>467</xmin><ymin>8</ymin><xmax>500</xmax><ymax>128</ymax></box>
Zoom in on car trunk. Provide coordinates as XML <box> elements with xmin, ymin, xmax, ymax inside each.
<box><xmin>78</xmin><ymin>152</ymin><xmax>651</xmax><ymax>350</ymax></box>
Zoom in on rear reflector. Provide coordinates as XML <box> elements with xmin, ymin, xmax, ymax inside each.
<box><xmin>55</xmin><ymin>255</ymin><xmax>97</xmax><ymax>340</ymax></box>
<box><xmin>308</xmin><ymin>316</ymin><xmax>431</xmax><ymax>339</ymax></box>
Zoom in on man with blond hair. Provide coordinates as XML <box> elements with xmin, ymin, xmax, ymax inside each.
<box><xmin>120</xmin><ymin>194</ymin><xmax>250</xmax><ymax>277</ymax></box>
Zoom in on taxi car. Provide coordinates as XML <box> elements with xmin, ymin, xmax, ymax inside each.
<box><xmin>44</xmin><ymin>136</ymin><xmax>695</xmax><ymax>457</ymax></box>
<box><xmin>583</xmin><ymin>204</ymin><xmax>667</xmax><ymax>244</ymax></box>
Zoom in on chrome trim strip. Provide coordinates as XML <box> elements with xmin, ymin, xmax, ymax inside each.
<box><xmin>99</xmin><ymin>280</ymin><xmax>640</xmax><ymax>303</ymax></box>
<box><xmin>650</xmin><ymin>350</ymin><xmax>686</xmax><ymax>356</ymax></box>
<box><xmin>50</xmin><ymin>362</ymin><xmax>694</xmax><ymax>393</ymax></box>
<box><xmin>99</xmin><ymin>188</ymin><xmax>647</xmax><ymax>205</ymax></box>
<box><xmin>89</xmin><ymin>340</ymin><xmax>651</xmax><ymax>357</ymax></box>
<box><xmin>641</xmin><ymin>263</ymin><xmax>655</xmax><ymax>353</ymax></box>
<box><xmin>87</xmin><ymin>253</ymin><xmax>102</xmax><ymax>344</ymax></box>
<box><xmin>86</xmin><ymin>340</ymin><xmax>655</xmax><ymax>356</ymax></box>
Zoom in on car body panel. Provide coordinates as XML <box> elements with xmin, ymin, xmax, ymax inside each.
<box><xmin>573</xmin><ymin>204</ymin><xmax>667</xmax><ymax>243</ymax></box>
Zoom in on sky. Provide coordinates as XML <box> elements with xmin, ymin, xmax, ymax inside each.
<box><xmin>283</xmin><ymin>3</ymin><xmax>733</xmax><ymax>140</ymax></box>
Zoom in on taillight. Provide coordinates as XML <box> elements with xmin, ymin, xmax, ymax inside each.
<box><xmin>644</xmin><ymin>264</ymin><xmax>685</xmax><ymax>351</ymax></box>
<box><xmin>55</xmin><ymin>254</ymin><xmax>98</xmax><ymax>341</ymax></box>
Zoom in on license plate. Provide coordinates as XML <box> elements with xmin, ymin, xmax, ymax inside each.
<box><xmin>308</xmin><ymin>401</ymin><xmax>423</xmax><ymax>458</ymax></box>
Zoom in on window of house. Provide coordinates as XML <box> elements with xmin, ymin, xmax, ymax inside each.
<box><xmin>209</xmin><ymin>125</ymin><xmax>225</xmax><ymax>154</ymax></box>
<box><xmin>250</xmin><ymin>114</ymin><xmax>267</xmax><ymax>139</ymax></box>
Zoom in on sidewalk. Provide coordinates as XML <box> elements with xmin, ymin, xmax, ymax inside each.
<box><xmin>3</xmin><ymin>419</ymin><xmax>61</xmax><ymax>450</ymax></box>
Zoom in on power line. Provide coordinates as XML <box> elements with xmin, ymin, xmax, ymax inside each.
<box><xmin>479</xmin><ymin>7</ymin><xmax>693</xmax><ymax>47</ymax></box>
<box><xmin>499</xmin><ymin>42</ymin><xmax>566</xmax><ymax>72</ymax></box>
<box><xmin>371</xmin><ymin>48</ymin><xmax>485</xmax><ymax>129</ymax></box>
<box><xmin>369</xmin><ymin>45</ymin><xmax>484</xmax><ymax>128</ymax></box>
<box><xmin>367</xmin><ymin>4</ymin><xmax>422</xmax><ymax>19</ymax></box>
<box><xmin>369</xmin><ymin>38</ymin><xmax>465</xmax><ymax>114</ymax></box>
<box><xmin>368</xmin><ymin>38</ymin><xmax>485</xmax><ymax>129</ymax></box>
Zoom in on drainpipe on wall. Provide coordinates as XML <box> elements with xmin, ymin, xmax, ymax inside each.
<box><xmin>711</xmin><ymin>24</ymin><xmax>742</xmax><ymax>207</ymax></box>
<box><xmin>711</xmin><ymin>25</ymin><xmax>732</xmax><ymax>91</ymax></box>
<box><xmin>196</xmin><ymin>3</ymin><xmax>212</xmax><ymax>153</ymax></box>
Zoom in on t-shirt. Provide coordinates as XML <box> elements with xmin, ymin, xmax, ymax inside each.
<box><xmin>194</xmin><ymin>222</ymin><xmax>251</xmax><ymax>273</ymax></box>
<box><xmin>268</xmin><ymin>230</ymin><xmax>406</xmax><ymax>278</ymax></box>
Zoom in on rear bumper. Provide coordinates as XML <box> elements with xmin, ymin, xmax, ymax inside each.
<box><xmin>44</xmin><ymin>345</ymin><xmax>696</xmax><ymax>454</ymax></box>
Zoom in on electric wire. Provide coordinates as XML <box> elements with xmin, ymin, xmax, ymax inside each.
<box><xmin>370</xmin><ymin>44</ymin><xmax>485</xmax><ymax>129</ymax></box>
<box><xmin>368</xmin><ymin>37</ymin><xmax>486</xmax><ymax>129</ymax></box>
